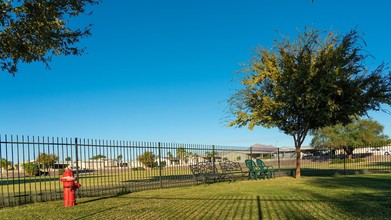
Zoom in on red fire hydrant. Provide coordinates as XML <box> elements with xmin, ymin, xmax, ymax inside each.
<box><xmin>60</xmin><ymin>168</ymin><xmax>81</xmax><ymax>207</ymax></box>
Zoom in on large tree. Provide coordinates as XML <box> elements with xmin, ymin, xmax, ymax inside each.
<box><xmin>0</xmin><ymin>0</ymin><xmax>99</xmax><ymax>75</ymax></box>
<box><xmin>310</xmin><ymin>118</ymin><xmax>389</xmax><ymax>158</ymax></box>
<box><xmin>227</xmin><ymin>28</ymin><xmax>391</xmax><ymax>178</ymax></box>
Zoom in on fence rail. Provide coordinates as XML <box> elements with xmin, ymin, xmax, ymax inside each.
<box><xmin>1</xmin><ymin>134</ymin><xmax>390</xmax><ymax>208</ymax></box>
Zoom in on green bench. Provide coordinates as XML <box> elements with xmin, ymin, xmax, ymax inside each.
<box><xmin>256</xmin><ymin>159</ymin><xmax>275</xmax><ymax>179</ymax></box>
<box><xmin>245</xmin><ymin>159</ymin><xmax>274</xmax><ymax>180</ymax></box>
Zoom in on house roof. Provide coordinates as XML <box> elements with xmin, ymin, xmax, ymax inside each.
<box><xmin>250</xmin><ymin>144</ymin><xmax>278</xmax><ymax>152</ymax></box>
<box><xmin>250</xmin><ymin>144</ymin><xmax>312</xmax><ymax>152</ymax></box>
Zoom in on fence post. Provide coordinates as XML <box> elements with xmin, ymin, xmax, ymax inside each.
<box><xmin>250</xmin><ymin>147</ymin><xmax>253</xmax><ymax>159</ymax></box>
<box><xmin>343</xmin><ymin>148</ymin><xmax>346</xmax><ymax>175</ymax></box>
<box><xmin>277</xmin><ymin>148</ymin><xmax>281</xmax><ymax>173</ymax></box>
<box><xmin>212</xmin><ymin>145</ymin><xmax>216</xmax><ymax>163</ymax></box>
<box><xmin>75</xmin><ymin>138</ymin><xmax>79</xmax><ymax>182</ymax></box>
<box><xmin>212</xmin><ymin>145</ymin><xmax>216</xmax><ymax>182</ymax></box>
<box><xmin>158</xmin><ymin>142</ymin><xmax>162</xmax><ymax>189</ymax></box>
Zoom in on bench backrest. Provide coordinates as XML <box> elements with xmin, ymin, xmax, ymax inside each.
<box><xmin>219</xmin><ymin>161</ymin><xmax>242</xmax><ymax>173</ymax></box>
<box><xmin>245</xmin><ymin>159</ymin><xmax>258</xmax><ymax>172</ymax></box>
<box><xmin>255</xmin><ymin>159</ymin><xmax>265</xmax><ymax>172</ymax></box>
<box><xmin>189</xmin><ymin>162</ymin><xmax>218</xmax><ymax>175</ymax></box>
<box><xmin>256</xmin><ymin>159</ymin><xmax>272</xmax><ymax>172</ymax></box>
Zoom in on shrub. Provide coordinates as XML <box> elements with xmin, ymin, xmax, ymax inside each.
<box><xmin>331</xmin><ymin>158</ymin><xmax>357</xmax><ymax>164</ymax></box>
<box><xmin>345</xmin><ymin>158</ymin><xmax>354</xmax><ymax>163</ymax></box>
<box><xmin>355</xmin><ymin>158</ymin><xmax>365</xmax><ymax>163</ymax></box>
<box><xmin>59</xmin><ymin>169</ymin><xmax>66</xmax><ymax>175</ymax></box>
<box><xmin>331</xmin><ymin>158</ymin><xmax>343</xmax><ymax>164</ymax></box>
<box><xmin>22</xmin><ymin>162</ymin><xmax>40</xmax><ymax>176</ymax></box>
<box><xmin>131</xmin><ymin>167</ymin><xmax>145</xmax><ymax>171</ymax></box>
<box><xmin>0</xmin><ymin>158</ymin><xmax>11</xmax><ymax>169</ymax></box>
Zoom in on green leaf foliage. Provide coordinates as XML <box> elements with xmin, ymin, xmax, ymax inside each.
<box><xmin>0</xmin><ymin>158</ymin><xmax>11</xmax><ymax>168</ymax></box>
<box><xmin>36</xmin><ymin>153</ymin><xmax>58</xmax><ymax>170</ymax></box>
<box><xmin>227</xmin><ymin>28</ymin><xmax>391</xmax><ymax>177</ymax></box>
<box><xmin>176</xmin><ymin>147</ymin><xmax>187</xmax><ymax>159</ymax></box>
<box><xmin>0</xmin><ymin>0</ymin><xmax>100</xmax><ymax>75</ymax></box>
<box><xmin>137</xmin><ymin>151</ymin><xmax>156</xmax><ymax>168</ymax></box>
<box><xmin>22</xmin><ymin>162</ymin><xmax>40</xmax><ymax>176</ymax></box>
<box><xmin>228</xmin><ymin>28</ymin><xmax>391</xmax><ymax>145</ymax></box>
<box><xmin>310</xmin><ymin>118</ymin><xmax>389</xmax><ymax>155</ymax></box>
<box><xmin>90</xmin><ymin>154</ymin><xmax>106</xmax><ymax>160</ymax></box>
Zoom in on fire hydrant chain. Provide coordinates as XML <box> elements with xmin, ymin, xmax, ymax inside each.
<box><xmin>60</xmin><ymin>168</ymin><xmax>81</xmax><ymax>207</ymax></box>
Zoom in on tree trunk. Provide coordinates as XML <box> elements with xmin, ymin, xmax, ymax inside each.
<box><xmin>343</xmin><ymin>147</ymin><xmax>354</xmax><ymax>159</ymax></box>
<box><xmin>295</xmin><ymin>147</ymin><xmax>301</xmax><ymax>178</ymax></box>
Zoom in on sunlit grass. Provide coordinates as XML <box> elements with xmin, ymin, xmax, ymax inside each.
<box><xmin>1</xmin><ymin>174</ymin><xmax>391</xmax><ymax>220</ymax></box>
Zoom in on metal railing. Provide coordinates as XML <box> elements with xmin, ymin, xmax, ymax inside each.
<box><xmin>1</xmin><ymin>134</ymin><xmax>390</xmax><ymax>207</ymax></box>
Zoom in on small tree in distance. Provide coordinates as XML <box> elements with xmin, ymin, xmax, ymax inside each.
<box><xmin>36</xmin><ymin>153</ymin><xmax>58</xmax><ymax>171</ymax></box>
<box><xmin>311</xmin><ymin>118</ymin><xmax>389</xmax><ymax>158</ymax></box>
<box><xmin>137</xmin><ymin>152</ymin><xmax>156</xmax><ymax>169</ymax></box>
<box><xmin>22</xmin><ymin>162</ymin><xmax>40</xmax><ymax>176</ymax></box>
<box><xmin>90</xmin><ymin>154</ymin><xmax>106</xmax><ymax>160</ymax></box>
<box><xmin>227</xmin><ymin>28</ymin><xmax>391</xmax><ymax>178</ymax></box>
<box><xmin>117</xmin><ymin>154</ymin><xmax>123</xmax><ymax>161</ymax></box>
<box><xmin>176</xmin><ymin>147</ymin><xmax>188</xmax><ymax>165</ymax></box>
<box><xmin>0</xmin><ymin>158</ymin><xmax>11</xmax><ymax>169</ymax></box>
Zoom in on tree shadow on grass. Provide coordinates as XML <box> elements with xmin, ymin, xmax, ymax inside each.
<box><xmin>74</xmin><ymin>205</ymin><xmax>122</xmax><ymax>220</ymax></box>
<box><xmin>308</xmin><ymin>174</ymin><xmax>391</xmax><ymax>191</ymax></box>
<box><xmin>304</xmin><ymin>175</ymin><xmax>391</xmax><ymax>219</ymax></box>
<box><xmin>78</xmin><ymin>194</ymin><xmax>343</xmax><ymax>219</ymax></box>
<box><xmin>296</xmin><ymin>188</ymin><xmax>391</xmax><ymax>219</ymax></box>
<box><xmin>78</xmin><ymin>193</ymin><xmax>126</xmax><ymax>205</ymax></box>
<box><xmin>74</xmin><ymin>194</ymin><xmax>262</xmax><ymax>219</ymax></box>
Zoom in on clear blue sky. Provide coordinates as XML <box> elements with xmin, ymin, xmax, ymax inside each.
<box><xmin>1</xmin><ymin>0</ymin><xmax>390</xmax><ymax>147</ymax></box>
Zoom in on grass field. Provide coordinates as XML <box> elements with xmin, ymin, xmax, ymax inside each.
<box><xmin>1</xmin><ymin>174</ymin><xmax>391</xmax><ymax>220</ymax></box>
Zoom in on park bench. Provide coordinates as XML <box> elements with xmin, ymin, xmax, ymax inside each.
<box><xmin>189</xmin><ymin>162</ymin><xmax>225</xmax><ymax>185</ymax></box>
<box><xmin>219</xmin><ymin>160</ymin><xmax>248</xmax><ymax>181</ymax></box>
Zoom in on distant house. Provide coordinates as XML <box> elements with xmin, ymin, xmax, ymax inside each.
<box><xmin>161</xmin><ymin>157</ymin><xmax>181</xmax><ymax>166</ymax></box>
<box><xmin>249</xmin><ymin>144</ymin><xmax>279</xmax><ymax>159</ymax></box>
<box><xmin>220</xmin><ymin>151</ymin><xmax>249</xmax><ymax>163</ymax></box>
<box><xmin>160</xmin><ymin>156</ymin><xmax>201</xmax><ymax>166</ymax></box>
<box><xmin>219</xmin><ymin>144</ymin><xmax>298</xmax><ymax>162</ymax></box>
<box><xmin>335</xmin><ymin>144</ymin><xmax>391</xmax><ymax>156</ymax></box>
<box><xmin>52</xmin><ymin>163</ymin><xmax>69</xmax><ymax>169</ymax></box>
<box><xmin>129</xmin><ymin>160</ymin><xmax>144</xmax><ymax>168</ymax></box>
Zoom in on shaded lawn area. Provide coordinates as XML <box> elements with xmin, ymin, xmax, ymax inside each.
<box><xmin>1</xmin><ymin>174</ymin><xmax>391</xmax><ymax>220</ymax></box>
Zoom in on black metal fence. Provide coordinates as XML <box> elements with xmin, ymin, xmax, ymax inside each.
<box><xmin>1</xmin><ymin>134</ymin><xmax>390</xmax><ymax>208</ymax></box>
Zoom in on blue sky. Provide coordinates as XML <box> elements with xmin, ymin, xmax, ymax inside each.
<box><xmin>1</xmin><ymin>0</ymin><xmax>390</xmax><ymax>147</ymax></box>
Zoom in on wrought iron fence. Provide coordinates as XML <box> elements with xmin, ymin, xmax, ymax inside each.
<box><xmin>0</xmin><ymin>134</ymin><xmax>390</xmax><ymax>208</ymax></box>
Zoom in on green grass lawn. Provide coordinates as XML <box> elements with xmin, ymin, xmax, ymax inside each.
<box><xmin>1</xmin><ymin>174</ymin><xmax>391</xmax><ymax>220</ymax></box>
